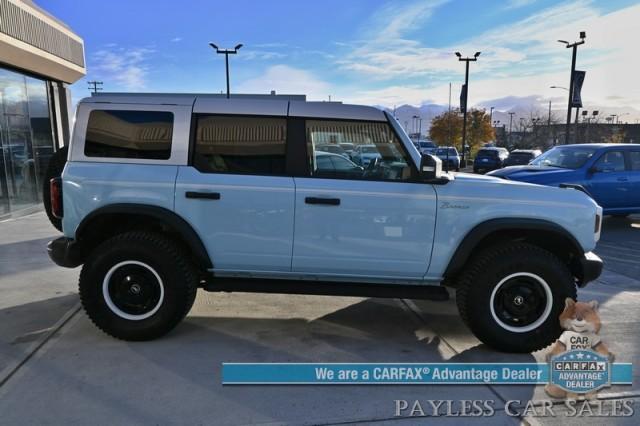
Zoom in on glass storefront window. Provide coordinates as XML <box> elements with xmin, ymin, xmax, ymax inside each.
<box><xmin>0</xmin><ymin>67</ymin><xmax>56</xmax><ymax>216</ymax></box>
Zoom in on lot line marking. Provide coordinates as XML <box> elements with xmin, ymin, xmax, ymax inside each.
<box><xmin>0</xmin><ymin>302</ymin><xmax>81</xmax><ymax>389</ymax></box>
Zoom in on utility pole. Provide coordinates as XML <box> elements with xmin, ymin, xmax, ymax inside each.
<box><xmin>209</xmin><ymin>42</ymin><xmax>243</xmax><ymax>98</ymax></box>
<box><xmin>87</xmin><ymin>81</ymin><xmax>103</xmax><ymax>94</ymax></box>
<box><xmin>448</xmin><ymin>82</ymin><xmax>452</xmax><ymax>146</ymax></box>
<box><xmin>489</xmin><ymin>106</ymin><xmax>494</xmax><ymax>124</ymax></box>
<box><xmin>558</xmin><ymin>32</ymin><xmax>586</xmax><ymax>144</ymax></box>
<box><xmin>455</xmin><ymin>51</ymin><xmax>481</xmax><ymax>165</ymax></box>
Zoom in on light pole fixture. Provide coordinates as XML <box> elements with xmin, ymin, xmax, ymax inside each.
<box><xmin>209</xmin><ymin>42</ymin><xmax>243</xmax><ymax>98</ymax></box>
<box><xmin>558</xmin><ymin>31</ymin><xmax>586</xmax><ymax>144</ymax></box>
<box><xmin>455</xmin><ymin>51</ymin><xmax>480</xmax><ymax>164</ymax></box>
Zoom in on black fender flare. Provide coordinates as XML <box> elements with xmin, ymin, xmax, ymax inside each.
<box><xmin>76</xmin><ymin>203</ymin><xmax>212</xmax><ymax>269</ymax></box>
<box><xmin>443</xmin><ymin>218</ymin><xmax>584</xmax><ymax>279</ymax></box>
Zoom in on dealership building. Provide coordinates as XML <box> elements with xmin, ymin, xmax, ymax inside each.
<box><xmin>0</xmin><ymin>0</ymin><xmax>85</xmax><ymax>218</ymax></box>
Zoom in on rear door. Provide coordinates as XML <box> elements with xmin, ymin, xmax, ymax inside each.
<box><xmin>175</xmin><ymin>99</ymin><xmax>295</xmax><ymax>272</ymax></box>
<box><xmin>292</xmin><ymin>118</ymin><xmax>437</xmax><ymax>280</ymax></box>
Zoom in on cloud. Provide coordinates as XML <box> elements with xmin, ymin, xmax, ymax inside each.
<box><xmin>237</xmin><ymin>65</ymin><xmax>332</xmax><ymax>100</ymax></box>
<box><xmin>90</xmin><ymin>46</ymin><xmax>155</xmax><ymax>90</ymax></box>
<box><xmin>335</xmin><ymin>0</ymin><xmax>640</xmax><ymax>116</ymax></box>
<box><xmin>170</xmin><ymin>37</ymin><xmax>182</xmax><ymax>42</ymax></box>
<box><xmin>504</xmin><ymin>0</ymin><xmax>537</xmax><ymax>10</ymax></box>
<box><xmin>241</xmin><ymin>50</ymin><xmax>287</xmax><ymax>61</ymax></box>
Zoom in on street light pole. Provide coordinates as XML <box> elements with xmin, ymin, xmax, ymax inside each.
<box><xmin>455</xmin><ymin>51</ymin><xmax>480</xmax><ymax>165</ymax></box>
<box><xmin>558</xmin><ymin>32</ymin><xmax>586</xmax><ymax>144</ymax></box>
<box><xmin>508</xmin><ymin>112</ymin><xmax>515</xmax><ymax>146</ymax></box>
<box><xmin>209</xmin><ymin>42</ymin><xmax>243</xmax><ymax>99</ymax></box>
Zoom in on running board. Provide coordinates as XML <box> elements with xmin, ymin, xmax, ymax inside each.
<box><xmin>203</xmin><ymin>278</ymin><xmax>450</xmax><ymax>301</ymax></box>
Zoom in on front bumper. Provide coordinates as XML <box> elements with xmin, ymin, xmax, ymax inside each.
<box><xmin>576</xmin><ymin>251</ymin><xmax>603</xmax><ymax>287</ymax></box>
<box><xmin>47</xmin><ymin>237</ymin><xmax>83</xmax><ymax>268</ymax></box>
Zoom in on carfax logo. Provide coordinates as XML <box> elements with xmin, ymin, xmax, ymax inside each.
<box><xmin>550</xmin><ymin>349</ymin><xmax>610</xmax><ymax>394</ymax></box>
<box><xmin>544</xmin><ymin>298</ymin><xmax>615</xmax><ymax>399</ymax></box>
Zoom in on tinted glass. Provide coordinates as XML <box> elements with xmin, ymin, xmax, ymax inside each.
<box><xmin>530</xmin><ymin>146</ymin><xmax>596</xmax><ymax>169</ymax></box>
<box><xmin>595</xmin><ymin>151</ymin><xmax>625</xmax><ymax>172</ymax></box>
<box><xmin>85</xmin><ymin>110</ymin><xmax>173</xmax><ymax>159</ymax></box>
<box><xmin>193</xmin><ymin>115</ymin><xmax>286</xmax><ymax>175</ymax></box>
<box><xmin>629</xmin><ymin>152</ymin><xmax>640</xmax><ymax>171</ymax></box>
<box><xmin>477</xmin><ymin>149</ymin><xmax>497</xmax><ymax>158</ymax></box>
<box><xmin>307</xmin><ymin>120</ymin><xmax>412</xmax><ymax>181</ymax></box>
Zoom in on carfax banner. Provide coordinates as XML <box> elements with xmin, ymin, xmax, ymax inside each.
<box><xmin>223</xmin><ymin>361</ymin><xmax>632</xmax><ymax>386</ymax></box>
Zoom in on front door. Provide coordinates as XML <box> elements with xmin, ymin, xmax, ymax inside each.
<box><xmin>292</xmin><ymin>119</ymin><xmax>437</xmax><ymax>280</ymax></box>
<box><xmin>586</xmin><ymin>150</ymin><xmax>628</xmax><ymax>210</ymax></box>
<box><xmin>175</xmin><ymin>114</ymin><xmax>295</xmax><ymax>272</ymax></box>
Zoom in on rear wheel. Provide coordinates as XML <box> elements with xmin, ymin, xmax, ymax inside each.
<box><xmin>456</xmin><ymin>242</ymin><xmax>576</xmax><ymax>353</ymax></box>
<box><xmin>42</xmin><ymin>146</ymin><xmax>68</xmax><ymax>231</ymax></box>
<box><xmin>79</xmin><ymin>231</ymin><xmax>198</xmax><ymax>341</ymax></box>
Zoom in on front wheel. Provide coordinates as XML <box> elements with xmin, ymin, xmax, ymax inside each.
<box><xmin>79</xmin><ymin>231</ymin><xmax>198</xmax><ymax>341</ymax></box>
<box><xmin>456</xmin><ymin>242</ymin><xmax>576</xmax><ymax>353</ymax></box>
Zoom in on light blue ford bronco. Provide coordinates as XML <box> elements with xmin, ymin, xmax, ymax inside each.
<box><xmin>45</xmin><ymin>93</ymin><xmax>603</xmax><ymax>352</ymax></box>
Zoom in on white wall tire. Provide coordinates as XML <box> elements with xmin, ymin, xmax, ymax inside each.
<box><xmin>102</xmin><ymin>260</ymin><xmax>165</xmax><ymax>321</ymax></box>
<box><xmin>489</xmin><ymin>272</ymin><xmax>553</xmax><ymax>333</ymax></box>
<box><xmin>456</xmin><ymin>242</ymin><xmax>576</xmax><ymax>353</ymax></box>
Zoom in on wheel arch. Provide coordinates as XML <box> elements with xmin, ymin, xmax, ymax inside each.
<box><xmin>75</xmin><ymin>204</ymin><xmax>212</xmax><ymax>270</ymax></box>
<box><xmin>444</xmin><ymin>218</ymin><xmax>584</xmax><ymax>284</ymax></box>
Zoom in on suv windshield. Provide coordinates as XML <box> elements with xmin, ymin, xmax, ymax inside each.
<box><xmin>530</xmin><ymin>146</ymin><xmax>597</xmax><ymax>169</ymax></box>
<box><xmin>435</xmin><ymin>148</ymin><xmax>457</xmax><ymax>156</ymax></box>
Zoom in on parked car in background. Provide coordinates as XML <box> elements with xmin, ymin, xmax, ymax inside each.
<box><xmin>339</xmin><ymin>143</ymin><xmax>355</xmax><ymax>157</ymax></box>
<box><xmin>434</xmin><ymin>146</ymin><xmax>461</xmax><ymax>171</ymax></box>
<box><xmin>316</xmin><ymin>144</ymin><xmax>349</xmax><ymax>159</ymax></box>
<box><xmin>313</xmin><ymin>151</ymin><xmax>364</xmax><ymax>179</ymax></box>
<box><xmin>351</xmin><ymin>144</ymin><xmax>381</xmax><ymax>166</ymax></box>
<box><xmin>414</xmin><ymin>140</ymin><xmax>437</xmax><ymax>154</ymax></box>
<box><xmin>488</xmin><ymin>143</ymin><xmax>640</xmax><ymax>216</ymax></box>
<box><xmin>473</xmin><ymin>147</ymin><xmax>509</xmax><ymax>173</ymax></box>
<box><xmin>504</xmin><ymin>149</ymin><xmax>542</xmax><ymax>167</ymax></box>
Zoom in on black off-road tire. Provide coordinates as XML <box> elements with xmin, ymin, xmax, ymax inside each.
<box><xmin>456</xmin><ymin>242</ymin><xmax>576</xmax><ymax>353</ymax></box>
<box><xmin>79</xmin><ymin>231</ymin><xmax>198</xmax><ymax>341</ymax></box>
<box><xmin>42</xmin><ymin>146</ymin><xmax>68</xmax><ymax>231</ymax></box>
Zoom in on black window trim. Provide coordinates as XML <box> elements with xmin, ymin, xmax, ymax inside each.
<box><xmin>299</xmin><ymin>117</ymin><xmax>422</xmax><ymax>184</ymax></box>
<box><xmin>189</xmin><ymin>112</ymin><xmax>292</xmax><ymax>178</ymax></box>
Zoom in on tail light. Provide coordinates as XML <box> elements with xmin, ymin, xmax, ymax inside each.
<box><xmin>50</xmin><ymin>177</ymin><xmax>63</xmax><ymax>219</ymax></box>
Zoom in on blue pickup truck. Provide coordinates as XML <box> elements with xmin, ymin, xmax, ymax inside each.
<box><xmin>488</xmin><ymin>144</ymin><xmax>640</xmax><ymax>216</ymax></box>
<box><xmin>43</xmin><ymin>93</ymin><xmax>603</xmax><ymax>353</ymax></box>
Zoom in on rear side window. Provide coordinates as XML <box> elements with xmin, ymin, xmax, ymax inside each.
<box><xmin>84</xmin><ymin>110</ymin><xmax>173</xmax><ymax>159</ymax></box>
<box><xmin>193</xmin><ymin>115</ymin><xmax>286</xmax><ymax>175</ymax></box>
<box><xmin>629</xmin><ymin>151</ymin><xmax>640</xmax><ymax>171</ymax></box>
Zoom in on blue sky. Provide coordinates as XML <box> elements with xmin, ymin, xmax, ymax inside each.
<box><xmin>40</xmin><ymin>0</ymin><xmax>640</xmax><ymax>114</ymax></box>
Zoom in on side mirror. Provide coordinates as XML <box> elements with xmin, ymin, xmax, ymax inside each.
<box><xmin>420</xmin><ymin>154</ymin><xmax>444</xmax><ymax>181</ymax></box>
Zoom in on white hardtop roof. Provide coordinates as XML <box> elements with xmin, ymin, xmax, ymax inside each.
<box><xmin>80</xmin><ymin>93</ymin><xmax>386</xmax><ymax>122</ymax></box>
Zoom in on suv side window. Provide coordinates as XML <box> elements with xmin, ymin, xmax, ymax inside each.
<box><xmin>84</xmin><ymin>110</ymin><xmax>173</xmax><ymax>159</ymax></box>
<box><xmin>629</xmin><ymin>151</ymin><xmax>640</xmax><ymax>171</ymax></box>
<box><xmin>595</xmin><ymin>150</ymin><xmax>625</xmax><ymax>172</ymax></box>
<box><xmin>306</xmin><ymin>120</ymin><xmax>412</xmax><ymax>181</ymax></box>
<box><xmin>193</xmin><ymin>115</ymin><xmax>286</xmax><ymax>175</ymax></box>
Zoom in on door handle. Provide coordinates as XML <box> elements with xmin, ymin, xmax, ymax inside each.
<box><xmin>305</xmin><ymin>197</ymin><xmax>340</xmax><ymax>206</ymax></box>
<box><xmin>617</xmin><ymin>177</ymin><xmax>628</xmax><ymax>182</ymax></box>
<box><xmin>185</xmin><ymin>191</ymin><xmax>221</xmax><ymax>200</ymax></box>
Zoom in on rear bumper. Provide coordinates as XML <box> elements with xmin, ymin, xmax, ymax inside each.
<box><xmin>47</xmin><ymin>237</ymin><xmax>83</xmax><ymax>268</ymax></box>
<box><xmin>577</xmin><ymin>251</ymin><xmax>603</xmax><ymax>287</ymax></box>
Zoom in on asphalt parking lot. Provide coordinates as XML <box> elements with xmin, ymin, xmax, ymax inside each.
<box><xmin>0</xmin><ymin>212</ymin><xmax>638</xmax><ymax>425</ymax></box>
